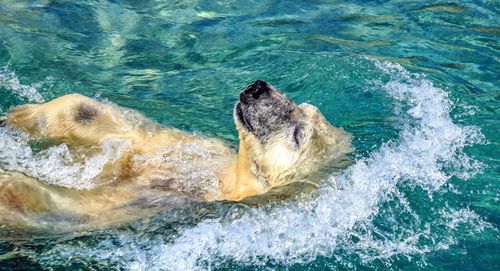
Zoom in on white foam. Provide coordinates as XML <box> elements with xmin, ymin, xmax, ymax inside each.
<box><xmin>0</xmin><ymin>127</ymin><xmax>130</xmax><ymax>189</ymax></box>
<box><xmin>37</xmin><ymin>60</ymin><xmax>489</xmax><ymax>269</ymax></box>
<box><xmin>0</xmin><ymin>66</ymin><xmax>44</xmax><ymax>103</ymax></box>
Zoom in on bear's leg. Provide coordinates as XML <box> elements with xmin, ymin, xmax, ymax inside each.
<box><xmin>7</xmin><ymin>94</ymin><xmax>140</xmax><ymax>145</ymax></box>
<box><xmin>0</xmin><ymin>171</ymin><xmax>59</xmax><ymax>215</ymax></box>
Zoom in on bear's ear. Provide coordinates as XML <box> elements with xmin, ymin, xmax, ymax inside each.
<box><xmin>298</xmin><ymin>103</ymin><xmax>333</xmax><ymax>130</ymax></box>
<box><xmin>298</xmin><ymin>103</ymin><xmax>322</xmax><ymax>120</ymax></box>
<box><xmin>299</xmin><ymin>102</ymin><xmax>320</xmax><ymax>113</ymax></box>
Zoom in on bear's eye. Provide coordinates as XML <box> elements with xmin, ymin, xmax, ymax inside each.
<box><xmin>292</xmin><ymin>124</ymin><xmax>304</xmax><ymax>148</ymax></box>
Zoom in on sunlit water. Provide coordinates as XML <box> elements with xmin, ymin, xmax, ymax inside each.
<box><xmin>0</xmin><ymin>0</ymin><xmax>498</xmax><ymax>270</ymax></box>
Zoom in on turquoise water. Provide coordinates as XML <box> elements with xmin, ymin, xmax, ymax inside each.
<box><xmin>0</xmin><ymin>0</ymin><xmax>498</xmax><ymax>270</ymax></box>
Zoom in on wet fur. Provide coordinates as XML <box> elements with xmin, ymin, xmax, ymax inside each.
<box><xmin>1</xmin><ymin>84</ymin><xmax>352</xmax><ymax>228</ymax></box>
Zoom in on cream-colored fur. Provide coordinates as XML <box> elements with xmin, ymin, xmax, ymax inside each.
<box><xmin>1</xmin><ymin>93</ymin><xmax>351</xmax><ymax>228</ymax></box>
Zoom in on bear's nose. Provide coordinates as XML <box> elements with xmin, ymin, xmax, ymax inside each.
<box><xmin>241</xmin><ymin>80</ymin><xmax>270</xmax><ymax>101</ymax></box>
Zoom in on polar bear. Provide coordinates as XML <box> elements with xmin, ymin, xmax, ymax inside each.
<box><xmin>0</xmin><ymin>80</ymin><xmax>351</xmax><ymax>227</ymax></box>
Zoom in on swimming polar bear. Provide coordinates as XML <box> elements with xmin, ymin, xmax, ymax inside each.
<box><xmin>0</xmin><ymin>80</ymin><xmax>352</xmax><ymax>228</ymax></box>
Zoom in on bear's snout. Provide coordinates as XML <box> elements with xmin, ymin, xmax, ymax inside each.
<box><xmin>240</xmin><ymin>80</ymin><xmax>270</xmax><ymax>104</ymax></box>
<box><xmin>235</xmin><ymin>81</ymin><xmax>299</xmax><ymax>141</ymax></box>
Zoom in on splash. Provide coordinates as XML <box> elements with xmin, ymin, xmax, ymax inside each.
<box><xmin>0</xmin><ymin>66</ymin><xmax>44</xmax><ymax>103</ymax></box>
<box><xmin>37</xmin><ymin>60</ymin><xmax>487</xmax><ymax>269</ymax></box>
<box><xmin>0</xmin><ymin>127</ymin><xmax>130</xmax><ymax>189</ymax></box>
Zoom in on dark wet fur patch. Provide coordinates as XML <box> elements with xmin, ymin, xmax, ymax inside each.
<box><xmin>148</xmin><ymin>177</ymin><xmax>177</xmax><ymax>191</ymax></box>
<box><xmin>75</xmin><ymin>103</ymin><xmax>98</xmax><ymax>124</ymax></box>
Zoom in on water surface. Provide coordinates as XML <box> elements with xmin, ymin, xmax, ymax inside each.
<box><xmin>0</xmin><ymin>0</ymin><xmax>498</xmax><ymax>270</ymax></box>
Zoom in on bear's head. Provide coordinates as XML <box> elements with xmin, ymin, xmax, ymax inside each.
<box><xmin>234</xmin><ymin>80</ymin><xmax>352</xmax><ymax>191</ymax></box>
